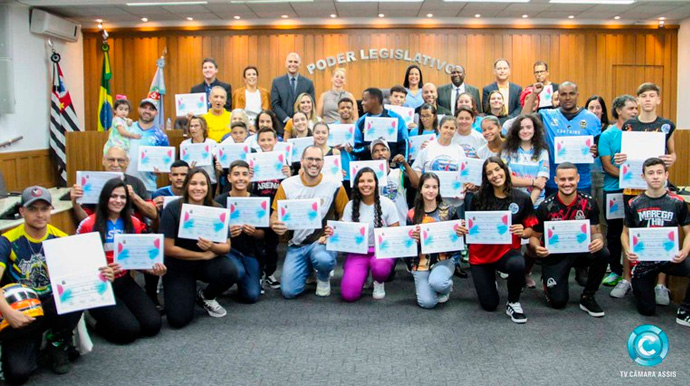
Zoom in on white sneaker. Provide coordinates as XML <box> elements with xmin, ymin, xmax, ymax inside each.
<box><xmin>315</xmin><ymin>278</ymin><xmax>331</xmax><ymax>297</ymax></box>
<box><xmin>372</xmin><ymin>281</ymin><xmax>386</xmax><ymax>300</ymax></box>
<box><xmin>438</xmin><ymin>282</ymin><xmax>453</xmax><ymax>304</ymax></box>
<box><xmin>506</xmin><ymin>302</ymin><xmax>527</xmax><ymax>324</ymax></box>
<box><xmin>610</xmin><ymin>279</ymin><xmax>631</xmax><ymax>298</ymax></box>
<box><xmin>655</xmin><ymin>284</ymin><xmax>671</xmax><ymax>306</ymax></box>
<box><xmin>499</xmin><ymin>271</ymin><xmax>509</xmax><ymax>280</ymax></box>
<box><xmin>196</xmin><ymin>289</ymin><xmax>227</xmax><ymax>318</ymax></box>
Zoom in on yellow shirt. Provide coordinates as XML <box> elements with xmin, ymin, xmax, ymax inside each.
<box><xmin>203</xmin><ymin>110</ymin><xmax>231</xmax><ymax>143</ymax></box>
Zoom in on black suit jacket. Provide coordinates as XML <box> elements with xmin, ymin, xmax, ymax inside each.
<box><xmin>270</xmin><ymin>74</ymin><xmax>315</xmax><ymax>133</ymax></box>
<box><xmin>415</xmin><ymin>103</ymin><xmax>452</xmax><ymax>117</ymax></box>
<box><xmin>190</xmin><ymin>79</ymin><xmax>232</xmax><ymax>111</ymax></box>
<box><xmin>437</xmin><ymin>83</ymin><xmax>480</xmax><ymax>114</ymax></box>
<box><xmin>482</xmin><ymin>82</ymin><xmax>523</xmax><ymax>117</ymax></box>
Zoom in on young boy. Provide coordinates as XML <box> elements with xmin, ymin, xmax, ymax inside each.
<box><xmin>621</xmin><ymin>158</ymin><xmax>690</xmax><ymax>326</ymax></box>
<box><xmin>152</xmin><ymin>160</ymin><xmax>190</xmax><ymax>210</ymax></box>
<box><xmin>388</xmin><ymin>85</ymin><xmax>408</xmax><ymax>107</ymax></box>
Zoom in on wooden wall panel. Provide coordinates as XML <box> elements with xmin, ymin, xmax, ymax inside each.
<box><xmin>82</xmin><ymin>27</ymin><xmax>678</xmax><ymax>131</ymax></box>
<box><xmin>0</xmin><ymin>150</ymin><xmax>57</xmax><ymax>192</ymax></box>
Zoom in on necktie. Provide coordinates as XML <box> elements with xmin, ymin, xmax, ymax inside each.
<box><xmin>291</xmin><ymin>77</ymin><xmax>296</xmax><ymax>93</ymax></box>
<box><xmin>454</xmin><ymin>87</ymin><xmax>461</xmax><ymax>113</ymax></box>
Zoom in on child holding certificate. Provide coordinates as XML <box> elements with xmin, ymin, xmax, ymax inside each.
<box><xmin>407</xmin><ymin>173</ymin><xmax>467</xmax><ymax>308</ymax></box>
<box><xmin>181</xmin><ymin>116</ymin><xmax>223</xmax><ymax>194</ymax></box>
<box><xmin>313</xmin><ymin>122</ymin><xmax>341</xmax><ymax>158</ymax></box>
<box><xmin>465</xmin><ymin>157</ymin><xmax>536</xmax><ymax>324</ymax></box>
<box><xmin>214</xmin><ymin>160</ymin><xmax>265</xmax><ymax>303</ymax></box>
<box><xmin>76</xmin><ymin>179</ymin><xmax>166</xmax><ymax>344</ymax></box>
<box><xmin>621</xmin><ymin>158</ymin><xmax>690</xmax><ymax>327</ymax></box>
<box><xmin>331</xmin><ymin>168</ymin><xmax>399</xmax><ymax>302</ymax></box>
<box><xmin>159</xmin><ymin>169</ymin><xmax>241</xmax><ymax>328</ymax></box>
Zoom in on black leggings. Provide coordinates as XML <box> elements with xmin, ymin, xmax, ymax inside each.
<box><xmin>88</xmin><ymin>274</ymin><xmax>162</xmax><ymax>344</ymax></box>
<box><xmin>261</xmin><ymin>228</ymin><xmax>280</xmax><ymax>277</ymax></box>
<box><xmin>541</xmin><ymin>247</ymin><xmax>609</xmax><ymax>309</ymax></box>
<box><xmin>470</xmin><ymin>249</ymin><xmax>525</xmax><ymax>311</ymax></box>
<box><xmin>632</xmin><ymin>260</ymin><xmax>690</xmax><ymax>316</ymax></box>
<box><xmin>163</xmin><ymin>254</ymin><xmax>240</xmax><ymax>329</ymax></box>
<box><xmin>1</xmin><ymin>297</ymin><xmax>82</xmax><ymax>385</ymax></box>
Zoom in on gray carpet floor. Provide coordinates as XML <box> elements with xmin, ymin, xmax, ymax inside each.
<box><xmin>25</xmin><ymin>260</ymin><xmax>690</xmax><ymax>386</ymax></box>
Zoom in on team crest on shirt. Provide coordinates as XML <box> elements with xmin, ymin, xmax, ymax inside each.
<box><xmin>546</xmin><ymin>278</ymin><xmax>557</xmax><ymax>288</ymax></box>
<box><xmin>552</xmin><ymin>118</ymin><xmax>559</xmax><ymax>126</ymax></box>
<box><xmin>575</xmin><ymin>210</ymin><xmax>586</xmax><ymax>220</ymax></box>
<box><xmin>661</xmin><ymin>124</ymin><xmax>670</xmax><ymax>134</ymax></box>
<box><xmin>509</xmin><ymin>202</ymin><xmax>519</xmax><ymax>214</ymax></box>
<box><xmin>580</xmin><ymin>120</ymin><xmax>587</xmax><ymax>129</ymax></box>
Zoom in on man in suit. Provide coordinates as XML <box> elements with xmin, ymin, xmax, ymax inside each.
<box><xmin>190</xmin><ymin>58</ymin><xmax>232</xmax><ymax>111</ymax></box>
<box><xmin>437</xmin><ymin>65</ymin><xmax>480</xmax><ymax>116</ymax></box>
<box><xmin>482</xmin><ymin>59</ymin><xmax>523</xmax><ymax>117</ymax></box>
<box><xmin>270</xmin><ymin>52</ymin><xmax>315</xmax><ymax>136</ymax></box>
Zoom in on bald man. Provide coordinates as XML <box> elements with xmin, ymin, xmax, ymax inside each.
<box><xmin>414</xmin><ymin>83</ymin><xmax>452</xmax><ymax>116</ymax></box>
<box><xmin>270</xmin><ymin>52</ymin><xmax>315</xmax><ymax>136</ymax></box>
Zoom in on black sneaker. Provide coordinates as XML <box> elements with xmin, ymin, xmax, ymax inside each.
<box><xmin>46</xmin><ymin>341</ymin><xmax>72</xmax><ymax>375</ymax></box>
<box><xmin>677</xmin><ymin>309</ymin><xmax>690</xmax><ymax>327</ymax></box>
<box><xmin>506</xmin><ymin>302</ymin><xmax>527</xmax><ymax>324</ymax></box>
<box><xmin>580</xmin><ymin>295</ymin><xmax>605</xmax><ymax>317</ymax></box>
<box><xmin>575</xmin><ymin>267</ymin><xmax>588</xmax><ymax>287</ymax></box>
<box><xmin>263</xmin><ymin>274</ymin><xmax>281</xmax><ymax>289</ymax></box>
<box><xmin>454</xmin><ymin>265</ymin><xmax>468</xmax><ymax>279</ymax></box>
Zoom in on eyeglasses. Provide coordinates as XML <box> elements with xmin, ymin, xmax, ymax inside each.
<box><xmin>105</xmin><ymin>157</ymin><xmax>128</xmax><ymax>164</ymax></box>
<box><xmin>304</xmin><ymin>157</ymin><xmax>323</xmax><ymax>164</ymax></box>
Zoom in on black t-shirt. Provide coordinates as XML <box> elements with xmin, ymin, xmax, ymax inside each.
<box><xmin>622</xmin><ymin>116</ymin><xmax>675</xmax><ymax>145</ymax></box>
<box><xmin>533</xmin><ymin>192</ymin><xmax>600</xmax><ymax>233</ymax></box>
<box><xmin>214</xmin><ymin>192</ymin><xmax>264</xmax><ymax>258</ymax></box>
<box><xmin>625</xmin><ymin>192</ymin><xmax>690</xmax><ymax>228</ymax></box>
<box><xmin>158</xmin><ymin>199</ymin><xmax>227</xmax><ymax>254</ymax></box>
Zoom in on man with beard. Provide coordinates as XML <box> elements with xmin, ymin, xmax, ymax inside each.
<box><xmin>414</xmin><ymin>83</ymin><xmax>451</xmax><ymax>116</ymax></box>
<box><xmin>353</xmin><ymin>88</ymin><xmax>408</xmax><ymax>161</ymax></box>
<box><xmin>126</xmin><ymin>98</ymin><xmax>170</xmax><ymax>193</ymax></box>
<box><xmin>438</xmin><ymin>65</ymin><xmax>480</xmax><ymax>116</ymax></box>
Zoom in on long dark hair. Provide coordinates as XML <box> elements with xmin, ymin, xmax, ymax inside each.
<box><xmin>503</xmin><ymin>114</ymin><xmax>547</xmax><ymax>161</ymax></box>
<box><xmin>403</xmin><ymin>65</ymin><xmax>424</xmax><ymax>89</ymax></box>
<box><xmin>418</xmin><ymin>103</ymin><xmax>438</xmax><ymax>134</ymax></box>
<box><xmin>412</xmin><ymin>172</ymin><xmax>444</xmax><ymax>225</ymax></box>
<box><xmin>255</xmin><ymin>110</ymin><xmax>279</xmax><ymax>130</ymax></box>
<box><xmin>585</xmin><ymin>95</ymin><xmax>610</xmax><ymax>130</ymax></box>
<box><xmin>182</xmin><ymin>168</ymin><xmax>219</xmax><ymax>207</ymax></box>
<box><xmin>351</xmin><ymin>167</ymin><xmax>383</xmax><ymax>228</ymax></box>
<box><xmin>455</xmin><ymin>92</ymin><xmax>480</xmax><ymax>117</ymax></box>
<box><xmin>476</xmin><ymin>156</ymin><xmax>513</xmax><ymax>210</ymax></box>
<box><xmin>94</xmin><ymin>178</ymin><xmax>134</xmax><ymax>243</ymax></box>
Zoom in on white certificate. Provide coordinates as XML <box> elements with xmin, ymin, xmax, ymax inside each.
<box><xmin>629</xmin><ymin>227</ymin><xmax>679</xmax><ymax>262</ymax></box>
<box><xmin>374</xmin><ymin>226</ymin><xmax>417</xmax><ymax>259</ymax></box>
<box><xmin>277</xmin><ymin>199</ymin><xmax>321</xmax><ymax>230</ymax></box>
<box><xmin>177</xmin><ymin>203</ymin><xmax>230</xmax><ymax>243</ymax></box>
<box><xmin>327</xmin><ymin>124</ymin><xmax>355</xmax><ymax>147</ymax></box>
<box><xmin>544</xmin><ymin>220</ymin><xmax>591</xmax><ymax>254</ymax></box>
<box><xmin>175</xmin><ymin>93</ymin><xmax>207</xmax><ymax>117</ymax></box>
<box><xmin>457</xmin><ymin>158</ymin><xmax>484</xmax><ymax>185</ymax></box>
<box><xmin>385</xmin><ymin>104</ymin><xmax>415</xmax><ymax>127</ymax></box>
<box><xmin>408</xmin><ymin>133</ymin><xmax>436</xmax><ymax>161</ymax></box>
<box><xmin>436</xmin><ymin>171</ymin><xmax>463</xmax><ymax>199</ymax></box>
<box><xmin>465</xmin><ymin>211</ymin><xmax>512</xmax><ymax>245</ymax></box>
<box><xmin>287</xmin><ymin>136</ymin><xmax>314</xmax><ymax>163</ymax></box>
<box><xmin>215</xmin><ymin>143</ymin><xmax>251</xmax><ymax>168</ymax></box>
<box><xmin>621</xmin><ymin>131</ymin><xmax>666</xmax><ymax>160</ymax></box>
<box><xmin>326</xmin><ymin>220</ymin><xmax>369</xmax><ymax>255</ymax></box>
<box><xmin>138</xmin><ymin>146</ymin><xmax>175</xmax><ymax>172</ymax></box>
<box><xmin>420</xmin><ymin>220</ymin><xmax>465</xmax><ymax>254</ymax></box>
<box><xmin>43</xmin><ymin>233</ymin><xmax>116</xmax><ymax>315</ymax></box>
<box><xmin>227</xmin><ymin>196</ymin><xmax>270</xmax><ymax>227</ymax></box>
<box><xmin>163</xmin><ymin>196</ymin><xmax>181</xmax><ymax>209</ymax></box>
<box><xmin>323</xmin><ymin>155</ymin><xmax>343</xmax><ymax>182</ymax></box>
<box><xmin>247</xmin><ymin>151</ymin><xmax>287</xmax><ymax>182</ymax></box>
<box><xmin>349</xmin><ymin>160</ymin><xmax>388</xmax><ymax>188</ymax></box>
<box><xmin>75</xmin><ymin>171</ymin><xmax>123</xmax><ymax>204</ymax></box>
<box><xmin>180</xmin><ymin>142</ymin><xmax>213</xmax><ymax>167</ymax></box>
<box><xmin>113</xmin><ymin>234</ymin><xmax>164</xmax><ymax>270</ymax></box>
<box><xmin>619</xmin><ymin>160</ymin><xmax>647</xmax><ymax>190</ymax></box>
<box><xmin>273</xmin><ymin>142</ymin><xmax>294</xmax><ymax>164</ymax></box>
<box><xmin>606</xmin><ymin>193</ymin><xmax>625</xmax><ymax>220</ymax></box>
<box><xmin>363</xmin><ymin>117</ymin><xmax>398</xmax><ymax>142</ymax></box>
<box><xmin>554</xmin><ymin>135</ymin><xmax>594</xmax><ymax>164</ymax></box>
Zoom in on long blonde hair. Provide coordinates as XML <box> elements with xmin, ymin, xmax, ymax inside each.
<box><xmin>293</xmin><ymin>93</ymin><xmax>319</xmax><ymax>125</ymax></box>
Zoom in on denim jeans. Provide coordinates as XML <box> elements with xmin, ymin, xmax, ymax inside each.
<box><xmin>228</xmin><ymin>250</ymin><xmax>261</xmax><ymax>304</ymax></box>
<box><xmin>412</xmin><ymin>259</ymin><xmax>454</xmax><ymax>309</ymax></box>
<box><xmin>281</xmin><ymin>242</ymin><xmax>337</xmax><ymax>299</ymax></box>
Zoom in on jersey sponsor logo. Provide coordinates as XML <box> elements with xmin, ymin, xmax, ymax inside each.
<box><xmin>509</xmin><ymin>202</ymin><xmax>519</xmax><ymax>214</ymax></box>
<box><xmin>580</xmin><ymin>120</ymin><xmax>587</xmax><ymax>129</ymax></box>
<box><xmin>575</xmin><ymin>210</ymin><xmax>586</xmax><ymax>220</ymax></box>
<box><xmin>637</xmin><ymin>209</ymin><xmax>674</xmax><ymax>226</ymax></box>
<box><xmin>546</xmin><ymin>277</ymin><xmax>557</xmax><ymax>288</ymax></box>
<box><xmin>661</xmin><ymin>124</ymin><xmax>670</xmax><ymax>134</ymax></box>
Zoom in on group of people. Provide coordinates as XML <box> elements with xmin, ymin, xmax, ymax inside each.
<box><xmin>0</xmin><ymin>52</ymin><xmax>689</xmax><ymax>385</ymax></box>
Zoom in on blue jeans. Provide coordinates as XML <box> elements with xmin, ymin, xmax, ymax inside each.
<box><xmin>228</xmin><ymin>250</ymin><xmax>261</xmax><ymax>304</ymax></box>
<box><xmin>411</xmin><ymin>260</ymin><xmax>454</xmax><ymax>309</ymax></box>
<box><xmin>281</xmin><ymin>242</ymin><xmax>337</xmax><ymax>299</ymax></box>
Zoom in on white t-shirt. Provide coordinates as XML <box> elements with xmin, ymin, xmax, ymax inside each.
<box><xmin>380</xmin><ymin>168</ymin><xmax>408</xmax><ymax>225</ymax></box>
<box><xmin>245</xmin><ymin>89</ymin><xmax>262</xmax><ymax>122</ymax></box>
<box><xmin>411</xmin><ymin>140</ymin><xmax>466</xmax><ymax>173</ymax></box>
<box><xmin>452</xmin><ymin>130</ymin><xmax>486</xmax><ymax>159</ymax></box>
<box><xmin>476</xmin><ymin>144</ymin><xmax>499</xmax><ymax>160</ymax></box>
<box><xmin>342</xmin><ymin>196</ymin><xmax>399</xmax><ymax>247</ymax></box>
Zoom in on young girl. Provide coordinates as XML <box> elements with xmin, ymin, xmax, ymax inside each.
<box><xmin>335</xmin><ymin>168</ymin><xmax>399</xmax><ymax>301</ymax></box>
<box><xmin>407</xmin><ymin>173</ymin><xmax>467</xmax><ymax>308</ymax></box>
<box><xmin>312</xmin><ymin>122</ymin><xmax>341</xmax><ymax>157</ymax></box>
<box><xmin>159</xmin><ymin>168</ymin><xmax>241</xmax><ymax>328</ymax></box>
<box><xmin>452</xmin><ymin>106</ymin><xmax>487</xmax><ymax>159</ymax></box>
<box><xmin>410</xmin><ymin>103</ymin><xmax>438</xmax><ymax>137</ymax></box>
<box><xmin>465</xmin><ymin>156</ymin><xmax>537</xmax><ymax>323</ymax></box>
<box><xmin>283</xmin><ymin>93</ymin><xmax>322</xmax><ymax>139</ymax></box>
<box><xmin>181</xmin><ymin>116</ymin><xmax>222</xmax><ymax>194</ymax></box>
<box><xmin>77</xmin><ymin>178</ymin><xmax>165</xmax><ymax>344</ymax></box>
<box><xmin>476</xmin><ymin>116</ymin><xmax>504</xmax><ymax>160</ymax></box>
<box><xmin>104</xmin><ymin>99</ymin><xmax>140</xmax><ymax>154</ymax></box>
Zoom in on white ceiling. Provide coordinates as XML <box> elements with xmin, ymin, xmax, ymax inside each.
<box><xmin>14</xmin><ymin>0</ymin><xmax>690</xmax><ymax>27</ymax></box>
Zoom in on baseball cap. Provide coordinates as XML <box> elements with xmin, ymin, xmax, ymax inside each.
<box><xmin>21</xmin><ymin>186</ymin><xmax>52</xmax><ymax>207</ymax></box>
<box><xmin>140</xmin><ymin>98</ymin><xmax>158</xmax><ymax>110</ymax></box>
<box><xmin>369</xmin><ymin>138</ymin><xmax>390</xmax><ymax>154</ymax></box>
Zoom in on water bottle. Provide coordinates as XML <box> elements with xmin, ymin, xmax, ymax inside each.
<box><xmin>166</xmin><ymin>117</ymin><xmax>172</xmax><ymax>130</ymax></box>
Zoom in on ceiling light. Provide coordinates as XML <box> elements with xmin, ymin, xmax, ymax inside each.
<box><xmin>141</xmin><ymin>17</ymin><xmax>148</xmax><ymax>22</ymax></box>
<box><xmin>186</xmin><ymin>17</ymin><xmax>194</xmax><ymax>21</ymax></box>
<box><xmin>568</xmin><ymin>15</ymin><xmax>575</xmax><ymax>19</ymax></box>
<box><xmin>97</xmin><ymin>23</ymin><xmax>103</xmax><ymax>30</ymax></box>
<box><xmin>658</xmin><ymin>17</ymin><xmax>666</xmax><ymax>21</ymax></box>
<box><xmin>474</xmin><ymin>14</ymin><xmax>481</xmax><ymax>18</ymax></box>
<box><xmin>522</xmin><ymin>14</ymin><xmax>528</xmax><ymax>18</ymax></box>
<box><xmin>95</xmin><ymin>18</ymin><xmax>103</xmax><ymax>23</ymax></box>
<box><xmin>338</xmin><ymin>0</ymin><xmax>421</xmax><ymax>2</ymax></box>
<box><xmin>330</xmin><ymin>14</ymin><xmax>337</xmax><ymax>18</ymax></box>
<box><xmin>281</xmin><ymin>14</ymin><xmax>289</xmax><ymax>18</ymax></box>
<box><xmin>234</xmin><ymin>15</ymin><xmax>241</xmax><ymax>20</ymax></box>
<box><xmin>426</xmin><ymin>13</ymin><xmax>433</xmax><ymax>18</ymax></box>
<box><xmin>378</xmin><ymin>13</ymin><xmax>385</xmax><ymax>18</ymax></box>
<box><xmin>550</xmin><ymin>0</ymin><xmax>635</xmax><ymax>4</ymax></box>
<box><xmin>614</xmin><ymin>16</ymin><xmax>620</xmax><ymax>20</ymax></box>
<box><xmin>444</xmin><ymin>0</ymin><xmax>529</xmax><ymax>2</ymax></box>
<box><xmin>232</xmin><ymin>0</ymin><xmax>312</xmax><ymax>3</ymax></box>
<box><xmin>127</xmin><ymin>1</ymin><xmax>208</xmax><ymax>6</ymax></box>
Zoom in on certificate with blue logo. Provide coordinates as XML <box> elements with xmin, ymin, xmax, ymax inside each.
<box><xmin>619</xmin><ymin>160</ymin><xmax>647</xmax><ymax>190</ymax></box>
<box><xmin>113</xmin><ymin>234</ymin><xmax>164</xmax><ymax>270</ymax></box>
<box><xmin>457</xmin><ymin>158</ymin><xmax>483</xmax><ymax>185</ymax></box>
<box><xmin>408</xmin><ymin>133</ymin><xmax>436</xmax><ymax>161</ymax></box>
<box><xmin>226</xmin><ymin>197</ymin><xmax>270</xmax><ymax>227</ymax></box>
<box><xmin>420</xmin><ymin>220</ymin><xmax>465</xmax><ymax>254</ymax></box>
<box><xmin>544</xmin><ymin>220</ymin><xmax>591</xmax><ymax>254</ymax></box>
<box><xmin>436</xmin><ymin>171</ymin><xmax>463</xmax><ymax>199</ymax></box>
<box><xmin>215</xmin><ymin>143</ymin><xmax>251</xmax><ymax>168</ymax></box>
<box><xmin>326</xmin><ymin>220</ymin><xmax>369</xmax><ymax>254</ymax></box>
<box><xmin>180</xmin><ymin>143</ymin><xmax>213</xmax><ymax>167</ymax></box>
<box><xmin>363</xmin><ymin>117</ymin><xmax>398</xmax><ymax>142</ymax></box>
<box><xmin>247</xmin><ymin>151</ymin><xmax>287</xmax><ymax>182</ymax></box>
<box><xmin>138</xmin><ymin>146</ymin><xmax>175</xmax><ymax>172</ymax></box>
<box><xmin>327</xmin><ymin>124</ymin><xmax>355</xmax><ymax>147</ymax></box>
<box><xmin>629</xmin><ymin>227</ymin><xmax>678</xmax><ymax>262</ymax></box>
<box><xmin>177</xmin><ymin>204</ymin><xmax>230</xmax><ymax>243</ymax></box>
<box><xmin>553</xmin><ymin>135</ymin><xmax>594</xmax><ymax>164</ymax></box>
<box><xmin>374</xmin><ymin>226</ymin><xmax>418</xmax><ymax>259</ymax></box>
<box><xmin>277</xmin><ymin>198</ymin><xmax>321</xmax><ymax>230</ymax></box>
<box><xmin>75</xmin><ymin>171</ymin><xmax>124</xmax><ymax>204</ymax></box>
<box><xmin>606</xmin><ymin>193</ymin><xmax>625</xmax><ymax>220</ymax></box>
<box><xmin>287</xmin><ymin>137</ymin><xmax>314</xmax><ymax>163</ymax></box>
<box><xmin>465</xmin><ymin>211</ymin><xmax>512</xmax><ymax>245</ymax></box>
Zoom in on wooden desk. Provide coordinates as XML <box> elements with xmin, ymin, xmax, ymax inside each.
<box><xmin>0</xmin><ymin>188</ymin><xmax>77</xmax><ymax>235</ymax></box>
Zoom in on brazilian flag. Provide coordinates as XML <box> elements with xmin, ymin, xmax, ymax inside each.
<box><xmin>97</xmin><ymin>42</ymin><xmax>113</xmax><ymax>132</ymax></box>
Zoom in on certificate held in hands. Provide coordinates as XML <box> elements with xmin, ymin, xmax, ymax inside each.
<box><xmin>138</xmin><ymin>146</ymin><xmax>175</xmax><ymax>172</ymax></box>
<box><xmin>629</xmin><ymin>227</ymin><xmax>679</xmax><ymax>262</ymax></box>
<box><xmin>421</xmin><ymin>220</ymin><xmax>465</xmax><ymax>254</ymax></box>
<box><xmin>277</xmin><ymin>199</ymin><xmax>322</xmax><ymax>230</ymax></box>
<box><xmin>175</xmin><ymin>93</ymin><xmax>207</xmax><ymax>117</ymax></box>
<box><xmin>75</xmin><ymin>171</ymin><xmax>123</xmax><ymax>204</ymax></box>
<box><xmin>435</xmin><ymin>171</ymin><xmax>463</xmax><ymax>199</ymax></box>
<box><xmin>247</xmin><ymin>151</ymin><xmax>287</xmax><ymax>182</ymax></box>
<box><xmin>177</xmin><ymin>204</ymin><xmax>230</xmax><ymax>243</ymax></box>
<box><xmin>374</xmin><ymin>226</ymin><xmax>417</xmax><ymax>259</ymax></box>
<box><xmin>465</xmin><ymin>211</ymin><xmax>512</xmax><ymax>245</ymax></box>
<box><xmin>457</xmin><ymin>158</ymin><xmax>484</xmax><ymax>185</ymax></box>
<box><xmin>322</xmin><ymin>155</ymin><xmax>343</xmax><ymax>182</ymax></box>
<box><xmin>544</xmin><ymin>220</ymin><xmax>591</xmax><ymax>254</ymax></box>
<box><xmin>113</xmin><ymin>234</ymin><xmax>164</xmax><ymax>270</ymax></box>
<box><xmin>363</xmin><ymin>117</ymin><xmax>398</xmax><ymax>142</ymax></box>
<box><xmin>349</xmin><ymin>160</ymin><xmax>387</xmax><ymax>188</ymax></box>
<box><xmin>326</xmin><ymin>220</ymin><xmax>369</xmax><ymax>255</ymax></box>
<box><xmin>327</xmin><ymin>124</ymin><xmax>355</xmax><ymax>147</ymax></box>
<box><xmin>180</xmin><ymin>143</ymin><xmax>213</xmax><ymax>167</ymax></box>
<box><xmin>619</xmin><ymin>160</ymin><xmax>647</xmax><ymax>190</ymax></box>
<box><xmin>227</xmin><ymin>197</ymin><xmax>270</xmax><ymax>227</ymax></box>
<box><xmin>553</xmin><ymin>136</ymin><xmax>594</xmax><ymax>164</ymax></box>
<box><xmin>43</xmin><ymin>233</ymin><xmax>116</xmax><ymax>315</ymax></box>
<box><xmin>216</xmin><ymin>143</ymin><xmax>251</xmax><ymax>168</ymax></box>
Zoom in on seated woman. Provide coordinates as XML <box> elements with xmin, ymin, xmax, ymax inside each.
<box><xmin>76</xmin><ymin>178</ymin><xmax>165</xmax><ymax>344</ymax></box>
<box><xmin>159</xmin><ymin>168</ymin><xmax>241</xmax><ymax>328</ymax></box>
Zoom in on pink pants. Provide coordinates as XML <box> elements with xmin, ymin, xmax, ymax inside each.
<box><xmin>341</xmin><ymin>247</ymin><xmax>396</xmax><ymax>302</ymax></box>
